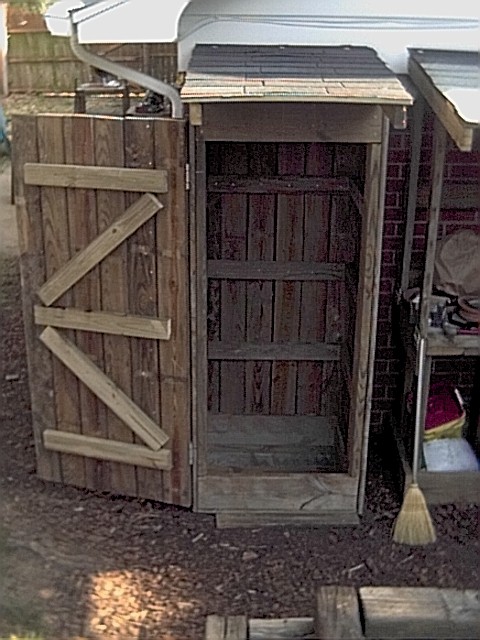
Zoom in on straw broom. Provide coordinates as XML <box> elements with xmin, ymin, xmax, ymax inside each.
<box><xmin>393</xmin><ymin>337</ymin><xmax>436</xmax><ymax>545</ymax></box>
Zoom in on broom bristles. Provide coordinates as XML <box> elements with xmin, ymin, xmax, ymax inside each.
<box><xmin>393</xmin><ymin>483</ymin><xmax>436</xmax><ymax>545</ymax></box>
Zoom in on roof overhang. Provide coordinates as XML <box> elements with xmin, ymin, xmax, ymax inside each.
<box><xmin>408</xmin><ymin>49</ymin><xmax>480</xmax><ymax>151</ymax></box>
<box><xmin>45</xmin><ymin>0</ymin><xmax>191</xmax><ymax>42</ymax></box>
<box><xmin>181</xmin><ymin>45</ymin><xmax>413</xmax><ymax>117</ymax></box>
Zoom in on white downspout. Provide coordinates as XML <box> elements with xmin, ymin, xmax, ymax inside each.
<box><xmin>70</xmin><ymin>18</ymin><xmax>184</xmax><ymax>118</ymax></box>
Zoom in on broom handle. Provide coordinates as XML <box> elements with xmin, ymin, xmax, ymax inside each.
<box><xmin>412</xmin><ymin>337</ymin><xmax>427</xmax><ymax>484</ymax></box>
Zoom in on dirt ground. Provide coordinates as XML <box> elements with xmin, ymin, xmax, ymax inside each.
<box><xmin>0</xmin><ymin>94</ymin><xmax>479</xmax><ymax>640</ymax></box>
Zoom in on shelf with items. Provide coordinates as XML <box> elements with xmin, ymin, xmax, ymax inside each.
<box><xmin>394</xmin><ymin>94</ymin><xmax>480</xmax><ymax>504</ymax></box>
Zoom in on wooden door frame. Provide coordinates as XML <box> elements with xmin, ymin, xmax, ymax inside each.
<box><xmin>189</xmin><ymin>103</ymin><xmax>388</xmax><ymax>520</ymax></box>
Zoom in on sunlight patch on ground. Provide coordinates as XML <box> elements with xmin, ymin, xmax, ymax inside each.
<box><xmin>86</xmin><ymin>568</ymin><xmax>196</xmax><ymax>638</ymax></box>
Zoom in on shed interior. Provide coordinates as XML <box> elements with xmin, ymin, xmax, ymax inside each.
<box><xmin>204</xmin><ymin>140</ymin><xmax>365</xmax><ymax>474</ymax></box>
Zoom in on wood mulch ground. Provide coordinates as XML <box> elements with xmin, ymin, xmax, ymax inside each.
<box><xmin>0</xmin><ymin>94</ymin><xmax>479</xmax><ymax>640</ymax></box>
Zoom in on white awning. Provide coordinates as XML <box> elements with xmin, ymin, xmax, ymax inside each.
<box><xmin>45</xmin><ymin>0</ymin><xmax>191</xmax><ymax>43</ymax></box>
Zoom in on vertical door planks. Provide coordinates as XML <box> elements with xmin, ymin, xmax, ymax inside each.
<box><xmin>37</xmin><ymin>115</ymin><xmax>85</xmax><ymax>487</ymax></box>
<box><xmin>64</xmin><ymin>115</ymin><xmax>108</xmax><ymax>491</ymax></box>
<box><xmin>271</xmin><ymin>144</ymin><xmax>305</xmax><ymax>415</ymax></box>
<box><xmin>245</xmin><ymin>143</ymin><xmax>276</xmax><ymax>414</ymax></box>
<box><xmin>219</xmin><ymin>144</ymin><xmax>248</xmax><ymax>415</ymax></box>
<box><xmin>154</xmin><ymin>118</ymin><xmax>191</xmax><ymax>507</ymax></box>
<box><xmin>124</xmin><ymin>118</ymin><xmax>163</xmax><ymax>500</ymax></box>
<box><xmin>12</xmin><ymin>115</ymin><xmax>62</xmax><ymax>483</ymax></box>
<box><xmin>94</xmin><ymin>116</ymin><xmax>137</xmax><ymax>497</ymax></box>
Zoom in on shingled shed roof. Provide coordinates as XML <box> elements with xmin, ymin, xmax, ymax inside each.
<box><xmin>409</xmin><ymin>49</ymin><xmax>479</xmax><ymax>151</ymax></box>
<box><xmin>181</xmin><ymin>44</ymin><xmax>413</xmax><ymax>106</ymax></box>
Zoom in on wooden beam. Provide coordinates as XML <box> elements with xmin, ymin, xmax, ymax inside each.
<box><xmin>24</xmin><ymin>163</ymin><xmax>168</xmax><ymax>193</ymax></box>
<box><xmin>207</xmin><ymin>260</ymin><xmax>345</xmax><ymax>281</ymax></box>
<box><xmin>416</xmin><ymin>180</ymin><xmax>479</xmax><ymax>210</ymax></box>
<box><xmin>209</xmin><ymin>414</ymin><xmax>335</xmax><ymax>447</ymax></box>
<box><xmin>360</xmin><ymin>587</ymin><xmax>480</xmax><ymax>639</ymax></box>
<box><xmin>409</xmin><ymin>57</ymin><xmax>475</xmax><ymax>151</ymax></box>
<box><xmin>208</xmin><ymin>341</ymin><xmax>340</xmax><ymax>361</ymax></box>
<box><xmin>198</xmin><ymin>473</ymin><xmax>357</xmax><ymax>512</ymax></box>
<box><xmin>401</xmin><ymin>98</ymin><xmax>424</xmax><ymax>292</ymax></box>
<box><xmin>249</xmin><ymin>618</ymin><xmax>315</xmax><ymax>639</ymax></box>
<box><xmin>43</xmin><ymin>429</ymin><xmax>172</xmax><ymax>470</ymax></box>
<box><xmin>40</xmin><ymin>327</ymin><xmax>169</xmax><ymax>450</ymax></box>
<box><xmin>216</xmin><ymin>512</ymin><xmax>359</xmax><ymax>528</ymax></box>
<box><xmin>34</xmin><ymin>305</ymin><xmax>171</xmax><ymax>340</ymax></box>
<box><xmin>202</xmin><ymin>103</ymin><xmax>383</xmax><ymax>143</ymax></box>
<box><xmin>419</xmin><ymin>119</ymin><xmax>447</xmax><ymax>337</ymax></box>
<box><xmin>38</xmin><ymin>193</ymin><xmax>163</xmax><ymax>306</ymax></box>
<box><xmin>315</xmin><ymin>586</ymin><xmax>364</xmax><ymax>640</ymax></box>
<box><xmin>204</xmin><ymin>615</ymin><xmax>248</xmax><ymax>640</ymax></box>
<box><xmin>208</xmin><ymin>175</ymin><xmax>350</xmax><ymax>193</ymax></box>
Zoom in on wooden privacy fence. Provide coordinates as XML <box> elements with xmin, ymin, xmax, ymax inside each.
<box><xmin>6</xmin><ymin>8</ymin><xmax>177</xmax><ymax>93</ymax></box>
<box><xmin>13</xmin><ymin>113</ymin><xmax>191</xmax><ymax>506</ymax></box>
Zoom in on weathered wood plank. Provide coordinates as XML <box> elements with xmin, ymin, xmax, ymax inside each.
<box><xmin>39</xmin><ymin>327</ymin><xmax>168</xmax><ymax>450</ymax></box>
<box><xmin>347</xmin><ymin>139</ymin><xmax>382</xmax><ymax>479</ymax></box>
<box><xmin>417</xmin><ymin>180</ymin><xmax>479</xmax><ymax>210</ymax></box>
<box><xmin>125</xmin><ymin>118</ymin><xmax>164</xmax><ymax>500</ymax></box>
<box><xmin>198</xmin><ymin>473</ymin><xmax>357</xmax><ymax>512</ymax></box>
<box><xmin>355</xmin><ymin>117</ymin><xmax>389</xmax><ymax>513</ymax></box>
<box><xmin>38</xmin><ymin>192</ymin><xmax>163</xmax><ymax>307</ymax></box>
<box><xmin>24</xmin><ymin>162</ymin><xmax>168</xmax><ymax>192</ymax></box>
<box><xmin>248</xmin><ymin>617</ymin><xmax>315</xmax><ymax>639</ymax></box>
<box><xmin>63</xmin><ymin>115</ymin><xmax>107</xmax><ymax>491</ymax></box>
<box><xmin>208</xmin><ymin>414</ymin><xmax>335</xmax><ymax>447</ymax></box>
<box><xmin>418</xmin><ymin>469</ymin><xmax>480</xmax><ymax>504</ymax></box>
<box><xmin>207</xmin><ymin>260</ymin><xmax>345</xmax><ymax>281</ymax></box>
<box><xmin>195</xmin><ymin>129</ymin><xmax>209</xmax><ymax>478</ymax></box>
<box><xmin>245</xmin><ymin>165</ymin><xmax>276</xmax><ymax>413</ymax></box>
<box><xmin>208</xmin><ymin>413</ymin><xmax>337</xmax><ymax>471</ymax></box>
<box><xmin>298</xmin><ymin>143</ymin><xmax>333</xmax><ymax>415</ymax></box>
<box><xmin>219</xmin><ymin>144</ymin><xmax>248</xmax><ymax>415</ymax></box>
<box><xmin>204</xmin><ymin>615</ymin><xmax>248</xmax><ymax>640</ymax></box>
<box><xmin>43</xmin><ymin>429</ymin><xmax>172</xmax><ymax>470</ymax></box>
<box><xmin>202</xmin><ymin>103</ymin><xmax>382</xmax><ymax>143</ymax></box>
<box><xmin>360</xmin><ymin>586</ymin><xmax>480</xmax><ymax>639</ymax></box>
<box><xmin>419</xmin><ymin>119</ymin><xmax>447</xmax><ymax>338</ymax></box>
<box><xmin>34</xmin><ymin>306</ymin><xmax>171</xmax><ymax>340</ymax></box>
<box><xmin>94</xmin><ymin>115</ymin><xmax>137</xmax><ymax>497</ymax></box>
<box><xmin>12</xmin><ymin>115</ymin><xmax>62</xmax><ymax>483</ymax></box>
<box><xmin>271</xmin><ymin>143</ymin><xmax>304</xmax><ymax>414</ymax></box>
<box><xmin>315</xmin><ymin>586</ymin><xmax>364</xmax><ymax>640</ymax></box>
<box><xmin>208</xmin><ymin>342</ymin><xmax>340</xmax><ymax>361</ymax></box>
<box><xmin>37</xmin><ymin>114</ymin><xmax>85</xmax><ymax>487</ymax></box>
<box><xmin>409</xmin><ymin>56</ymin><xmax>474</xmax><ymax>151</ymax></box>
<box><xmin>208</xmin><ymin>175</ymin><xmax>350</xmax><ymax>193</ymax></box>
<box><xmin>217</xmin><ymin>512</ymin><xmax>358</xmax><ymax>528</ymax></box>
<box><xmin>154</xmin><ymin>118</ymin><xmax>192</xmax><ymax>507</ymax></box>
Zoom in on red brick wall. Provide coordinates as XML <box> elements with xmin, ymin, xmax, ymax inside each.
<box><xmin>371</xmin><ymin>106</ymin><xmax>480</xmax><ymax>433</ymax></box>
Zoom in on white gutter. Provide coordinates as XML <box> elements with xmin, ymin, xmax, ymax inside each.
<box><xmin>70</xmin><ymin>18</ymin><xmax>183</xmax><ymax>118</ymax></box>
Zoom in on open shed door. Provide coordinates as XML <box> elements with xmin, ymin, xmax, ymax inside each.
<box><xmin>13</xmin><ymin>114</ymin><xmax>191</xmax><ymax>506</ymax></box>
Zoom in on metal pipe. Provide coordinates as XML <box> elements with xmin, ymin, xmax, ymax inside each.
<box><xmin>69</xmin><ymin>18</ymin><xmax>183</xmax><ymax>118</ymax></box>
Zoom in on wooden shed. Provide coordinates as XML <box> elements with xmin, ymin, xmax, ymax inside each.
<box><xmin>14</xmin><ymin>44</ymin><xmax>413</xmax><ymax>526</ymax></box>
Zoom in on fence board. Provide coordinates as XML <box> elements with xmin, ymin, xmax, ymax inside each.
<box><xmin>12</xmin><ymin>115</ymin><xmax>62</xmax><ymax>483</ymax></box>
<box><xmin>94</xmin><ymin>116</ymin><xmax>137</xmax><ymax>496</ymax></box>
<box><xmin>7</xmin><ymin>25</ymin><xmax>177</xmax><ymax>93</ymax></box>
<box><xmin>63</xmin><ymin>114</ymin><xmax>107</xmax><ymax>490</ymax></box>
<box><xmin>154</xmin><ymin>118</ymin><xmax>191</xmax><ymax>507</ymax></box>
<box><xmin>37</xmin><ymin>114</ymin><xmax>85</xmax><ymax>487</ymax></box>
<box><xmin>125</xmin><ymin>118</ymin><xmax>164</xmax><ymax>499</ymax></box>
<box><xmin>271</xmin><ymin>143</ymin><xmax>305</xmax><ymax>414</ymax></box>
